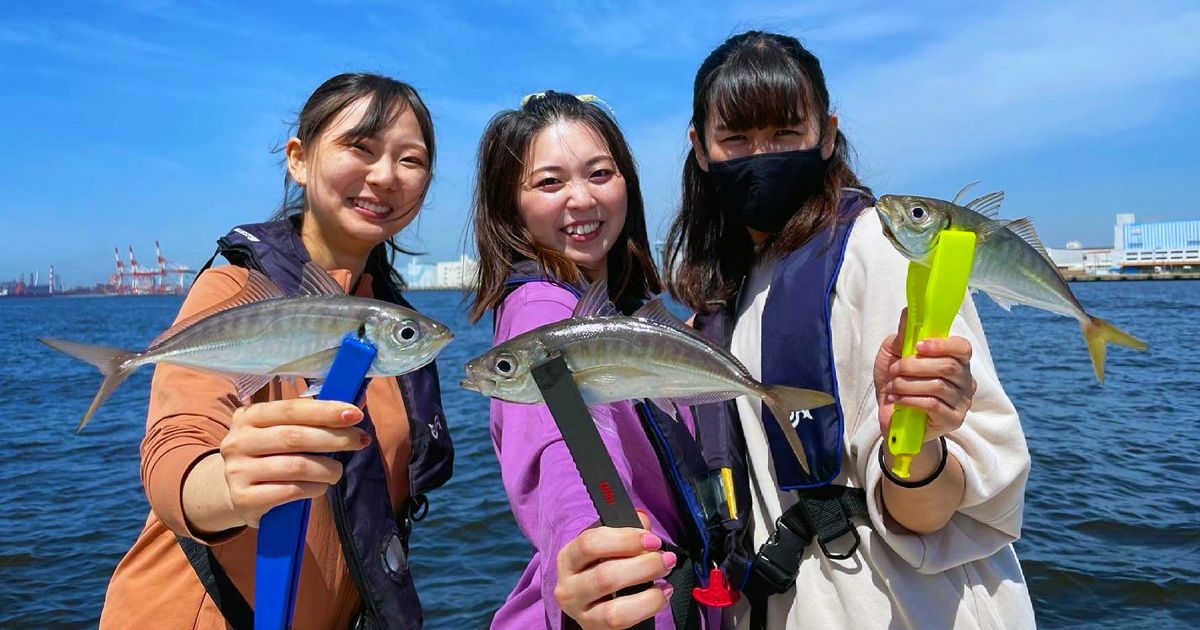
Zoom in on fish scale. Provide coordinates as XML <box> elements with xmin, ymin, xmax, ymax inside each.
<box><xmin>876</xmin><ymin>189</ymin><xmax>1147</xmax><ymax>382</ymax></box>
<box><xmin>462</xmin><ymin>281</ymin><xmax>834</xmax><ymax>474</ymax></box>
<box><xmin>39</xmin><ymin>262</ymin><xmax>453</xmax><ymax>430</ymax></box>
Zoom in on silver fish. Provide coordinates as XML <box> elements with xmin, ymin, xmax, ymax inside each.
<box><xmin>461</xmin><ymin>280</ymin><xmax>833</xmax><ymax>474</ymax></box>
<box><xmin>41</xmin><ymin>262</ymin><xmax>453</xmax><ymax>431</ymax></box>
<box><xmin>876</xmin><ymin>183</ymin><xmax>1147</xmax><ymax>382</ymax></box>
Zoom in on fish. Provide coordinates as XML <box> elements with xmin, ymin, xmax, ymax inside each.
<box><xmin>460</xmin><ymin>280</ymin><xmax>834</xmax><ymax>474</ymax></box>
<box><xmin>40</xmin><ymin>262</ymin><xmax>453</xmax><ymax>431</ymax></box>
<box><xmin>875</xmin><ymin>183</ymin><xmax>1147</xmax><ymax>382</ymax></box>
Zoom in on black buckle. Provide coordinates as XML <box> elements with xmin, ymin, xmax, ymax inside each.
<box><xmin>749</xmin><ymin>516</ymin><xmax>813</xmax><ymax>595</ymax></box>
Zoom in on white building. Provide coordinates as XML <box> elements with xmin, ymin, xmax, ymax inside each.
<box><xmin>404</xmin><ymin>257</ymin><xmax>436</xmax><ymax>288</ymax></box>
<box><xmin>434</xmin><ymin>255</ymin><xmax>479</xmax><ymax>289</ymax></box>
<box><xmin>1046</xmin><ymin>240</ymin><xmax>1117</xmax><ymax>276</ymax></box>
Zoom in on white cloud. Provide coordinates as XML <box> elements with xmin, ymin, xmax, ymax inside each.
<box><xmin>832</xmin><ymin>1</ymin><xmax>1200</xmax><ymax>183</ymax></box>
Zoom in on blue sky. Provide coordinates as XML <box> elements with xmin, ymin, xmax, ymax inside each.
<box><xmin>2</xmin><ymin>0</ymin><xmax>1198</xmax><ymax>286</ymax></box>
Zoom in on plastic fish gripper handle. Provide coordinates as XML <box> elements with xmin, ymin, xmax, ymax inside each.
<box><xmin>888</xmin><ymin>230</ymin><xmax>976</xmax><ymax>478</ymax></box>
<box><xmin>255</xmin><ymin>333</ymin><xmax>377</xmax><ymax>630</ymax></box>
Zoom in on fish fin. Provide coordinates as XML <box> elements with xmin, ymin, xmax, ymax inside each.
<box><xmin>632</xmin><ymin>295</ymin><xmax>691</xmax><ymax>330</ymax></box>
<box><xmin>150</xmin><ymin>270</ymin><xmax>284</xmax><ymax>348</ymax></box>
<box><xmin>573</xmin><ymin>279</ymin><xmax>619</xmax><ymax>317</ymax></box>
<box><xmin>649</xmin><ymin>398</ymin><xmax>680</xmax><ymax>416</ymax></box>
<box><xmin>667</xmin><ymin>391</ymin><xmax>744</xmax><ymax>406</ymax></box>
<box><xmin>230</xmin><ymin>373</ymin><xmax>275</xmax><ymax>400</ymax></box>
<box><xmin>39</xmin><ymin>338</ymin><xmax>140</xmax><ymax>432</ymax></box>
<box><xmin>300</xmin><ymin>261</ymin><xmax>346</xmax><ymax>296</ymax></box>
<box><xmin>951</xmin><ymin>181</ymin><xmax>979</xmax><ymax>205</ymax></box>
<box><xmin>963</xmin><ymin>191</ymin><xmax>1005</xmax><ymax>218</ymax></box>
<box><xmin>270</xmin><ymin>347</ymin><xmax>342</xmax><ymax>376</ymax></box>
<box><xmin>1002</xmin><ymin>217</ymin><xmax>1053</xmax><ymax>261</ymax></box>
<box><xmin>760</xmin><ymin>385</ymin><xmax>835</xmax><ymax>477</ymax></box>
<box><xmin>300</xmin><ymin>380</ymin><xmax>325</xmax><ymax>398</ymax></box>
<box><xmin>571</xmin><ymin>365</ymin><xmax>658</xmax><ymax>389</ymax></box>
<box><xmin>1081</xmin><ymin>316</ymin><xmax>1147</xmax><ymax>383</ymax></box>
<box><xmin>972</xmin><ymin>218</ymin><xmax>1009</xmax><ymax>244</ymax></box>
<box><xmin>981</xmin><ymin>289</ymin><xmax>1017</xmax><ymax>311</ymax></box>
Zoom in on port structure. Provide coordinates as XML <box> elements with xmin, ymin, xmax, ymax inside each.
<box><xmin>108</xmin><ymin>241</ymin><xmax>196</xmax><ymax>295</ymax></box>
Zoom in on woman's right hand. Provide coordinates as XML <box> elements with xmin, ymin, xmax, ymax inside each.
<box><xmin>554</xmin><ymin>512</ymin><xmax>675</xmax><ymax>630</ymax></box>
<box><xmin>217</xmin><ymin>399</ymin><xmax>371</xmax><ymax>529</ymax></box>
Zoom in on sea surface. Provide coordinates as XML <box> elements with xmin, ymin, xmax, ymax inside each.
<box><xmin>1</xmin><ymin>281</ymin><xmax>1197</xmax><ymax>628</ymax></box>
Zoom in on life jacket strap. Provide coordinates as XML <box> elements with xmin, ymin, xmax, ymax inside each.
<box><xmin>743</xmin><ymin>485</ymin><xmax>868</xmax><ymax>600</ymax></box>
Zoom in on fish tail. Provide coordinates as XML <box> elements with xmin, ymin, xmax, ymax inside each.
<box><xmin>1080</xmin><ymin>316</ymin><xmax>1147</xmax><ymax>383</ymax></box>
<box><xmin>761</xmin><ymin>385</ymin><xmax>836</xmax><ymax>476</ymax></box>
<box><xmin>39</xmin><ymin>338</ymin><xmax>140</xmax><ymax>432</ymax></box>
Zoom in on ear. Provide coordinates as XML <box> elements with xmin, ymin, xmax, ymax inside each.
<box><xmin>688</xmin><ymin>125</ymin><xmax>710</xmax><ymax>172</ymax></box>
<box><xmin>821</xmin><ymin>115</ymin><xmax>839</xmax><ymax>161</ymax></box>
<box><xmin>285</xmin><ymin>137</ymin><xmax>308</xmax><ymax>186</ymax></box>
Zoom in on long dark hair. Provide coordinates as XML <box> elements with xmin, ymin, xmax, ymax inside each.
<box><xmin>468</xmin><ymin>91</ymin><xmax>661</xmax><ymax>322</ymax></box>
<box><xmin>271</xmin><ymin>72</ymin><xmax>437</xmax><ymax>291</ymax></box>
<box><xmin>664</xmin><ymin>31</ymin><xmax>867</xmax><ymax>311</ymax></box>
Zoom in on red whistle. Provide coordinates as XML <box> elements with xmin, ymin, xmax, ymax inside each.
<box><xmin>692</xmin><ymin>568</ymin><xmax>740</xmax><ymax>608</ymax></box>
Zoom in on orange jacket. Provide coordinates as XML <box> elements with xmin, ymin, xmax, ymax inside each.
<box><xmin>99</xmin><ymin>265</ymin><xmax>413</xmax><ymax>629</ymax></box>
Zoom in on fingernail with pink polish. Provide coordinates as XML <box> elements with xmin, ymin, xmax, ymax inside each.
<box><xmin>641</xmin><ymin>533</ymin><xmax>662</xmax><ymax>551</ymax></box>
<box><xmin>662</xmin><ymin>585</ymin><xmax>674</xmax><ymax>600</ymax></box>
<box><xmin>662</xmin><ymin>551</ymin><xmax>677</xmax><ymax>572</ymax></box>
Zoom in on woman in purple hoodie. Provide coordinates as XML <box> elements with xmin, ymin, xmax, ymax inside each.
<box><xmin>468</xmin><ymin>92</ymin><xmax>717</xmax><ymax>629</ymax></box>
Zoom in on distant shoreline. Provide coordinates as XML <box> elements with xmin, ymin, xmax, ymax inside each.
<box><xmin>1063</xmin><ymin>273</ymin><xmax>1200</xmax><ymax>282</ymax></box>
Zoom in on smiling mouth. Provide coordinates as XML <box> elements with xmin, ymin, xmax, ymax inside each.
<box><xmin>563</xmin><ymin>221</ymin><xmax>602</xmax><ymax>239</ymax></box>
<box><xmin>352</xmin><ymin>198</ymin><xmax>396</xmax><ymax>218</ymax></box>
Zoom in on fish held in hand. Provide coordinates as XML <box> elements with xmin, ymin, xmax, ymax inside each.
<box><xmin>875</xmin><ymin>183</ymin><xmax>1147</xmax><ymax>382</ymax></box>
<box><xmin>40</xmin><ymin>262</ymin><xmax>453</xmax><ymax>431</ymax></box>
<box><xmin>461</xmin><ymin>280</ymin><xmax>833</xmax><ymax>474</ymax></box>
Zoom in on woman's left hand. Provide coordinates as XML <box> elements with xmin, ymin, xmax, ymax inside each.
<box><xmin>874</xmin><ymin>308</ymin><xmax>977</xmax><ymax>441</ymax></box>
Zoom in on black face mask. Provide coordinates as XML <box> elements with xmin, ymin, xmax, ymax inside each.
<box><xmin>707</xmin><ymin>147</ymin><xmax>828</xmax><ymax>233</ymax></box>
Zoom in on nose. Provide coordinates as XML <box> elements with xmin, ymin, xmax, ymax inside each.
<box><xmin>366</xmin><ymin>159</ymin><xmax>400</xmax><ymax>191</ymax></box>
<box><xmin>564</xmin><ymin>179</ymin><xmax>597</xmax><ymax>212</ymax></box>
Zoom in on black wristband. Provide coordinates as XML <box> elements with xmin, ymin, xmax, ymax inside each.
<box><xmin>879</xmin><ymin>436</ymin><xmax>948</xmax><ymax>489</ymax></box>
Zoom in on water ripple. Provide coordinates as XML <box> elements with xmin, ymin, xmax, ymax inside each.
<box><xmin>1</xmin><ymin>282</ymin><xmax>1197</xmax><ymax>628</ymax></box>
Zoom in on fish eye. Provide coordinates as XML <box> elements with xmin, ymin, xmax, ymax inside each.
<box><xmin>395</xmin><ymin>320</ymin><xmax>419</xmax><ymax>342</ymax></box>
<box><xmin>909</xmin><ymin>206</ymin><xmax>927</xmax><ymax>221</ymax></box>
<box><xmin>495</xmin><ymin>354</ymin><xmax>516</xmax><ymax>376</ymax></box>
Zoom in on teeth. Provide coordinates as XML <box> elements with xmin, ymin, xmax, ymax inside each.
<box><xmin>565</xmin><ymin>221</ymin><xmax>600</xmax><ymax>236</ymax></box>
<box><xmin>356</xmin><ymin>199</ymin><xmax>392</xmax><ymax>215</ymax></box>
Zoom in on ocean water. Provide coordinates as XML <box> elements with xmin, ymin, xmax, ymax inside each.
<box><xmin>0</xmin><ymin>280</ymin><xmax>1196</xmax><ymax>628</ymax></box>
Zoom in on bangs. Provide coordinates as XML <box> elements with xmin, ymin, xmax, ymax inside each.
<box><xmin>337</xmin><ymin>90</ymin><xmax>413</xmax><ymax>142</ymax></box>
<box><xmin>703</xmin><ymin>44</ymin><xmax>820</xmax><ymax>133</ymax></box>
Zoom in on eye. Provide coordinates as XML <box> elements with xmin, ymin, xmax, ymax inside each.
<box><xmin>534</xmin><ymin>177</ymin><xmax>564</xmax><ymax>191</ymax></box>
<box><xmin>400</xmin><ymin>155</ymin><xmax>427</xmax><ymax>168</ymax></box>
<box><xmin>589</xmin><ymin>169</ymin><xmax>616</xmax><ymax>183</ymax></box>
<box><xmin>495</xmin><ymin>354</ymin><xmax>516</xmax><ymax>376</ymax></box>
<box><xmin>350</xmin><ymin>141</ymin><xmax>373</xmax><ymax>155</ymax></box>
<box><xmin>719</xmin><ymin>134</ymin><xmax>746</xmax><ymax>143</ymax></box>
<box><xmin>395</xmin><ymin>320</ymin><xmax>419</xmax><ymax>342</ymax></box>
<box><xmin>775</xmin><ymin>129</ymin><xmax>802</xmax><ymax>137</ymax></box>
<box><xmin>909</xmin><ymin>206</ymin><xmax>927</xmax><ymax>221</ymax></box>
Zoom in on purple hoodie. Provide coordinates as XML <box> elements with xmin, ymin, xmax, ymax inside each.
<box><xmin>488</xmin><ymin>281</ymin><xmax>719</xmax><ymax>629</ymax></box>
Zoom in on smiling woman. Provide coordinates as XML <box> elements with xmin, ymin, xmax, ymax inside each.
<box><xmin>96</xmin><ymin>73</ymin><xmax>455</xmax><ymax>630</ymax></box>
<box><xmin>465</xmin><ymin>92</ymin><xmax>723</xmax><ymax>629</ymax></box>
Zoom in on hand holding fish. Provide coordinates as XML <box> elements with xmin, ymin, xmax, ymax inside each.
<box><xmin>554</xmin><ymin>510</ymin><xmax>672</xmax><ymax>630</ymax></box>
<box><xmin>183</xmin><ymin>399</ymin><xmax>371</xmax><ymax>533</ymax></box>
<box><xmin>874</xmin><ymin>308</ymin><xmax>977</xmax><ymax>443</ymax></box>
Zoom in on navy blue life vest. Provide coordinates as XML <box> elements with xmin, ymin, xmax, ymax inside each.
<box><xmin>691</xmin><ymin>189</ymin><xmax>874</xmax><ymax>605</ymax></box>
<box><xmin>692</xmin><ymin>189</ymin><xmax>871</xmax><ymax>489</ymax></box>
<box><xmin>179</xmin><ymin>216</ymin><xmax>454</xmax><ymax>630</ymax></box>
